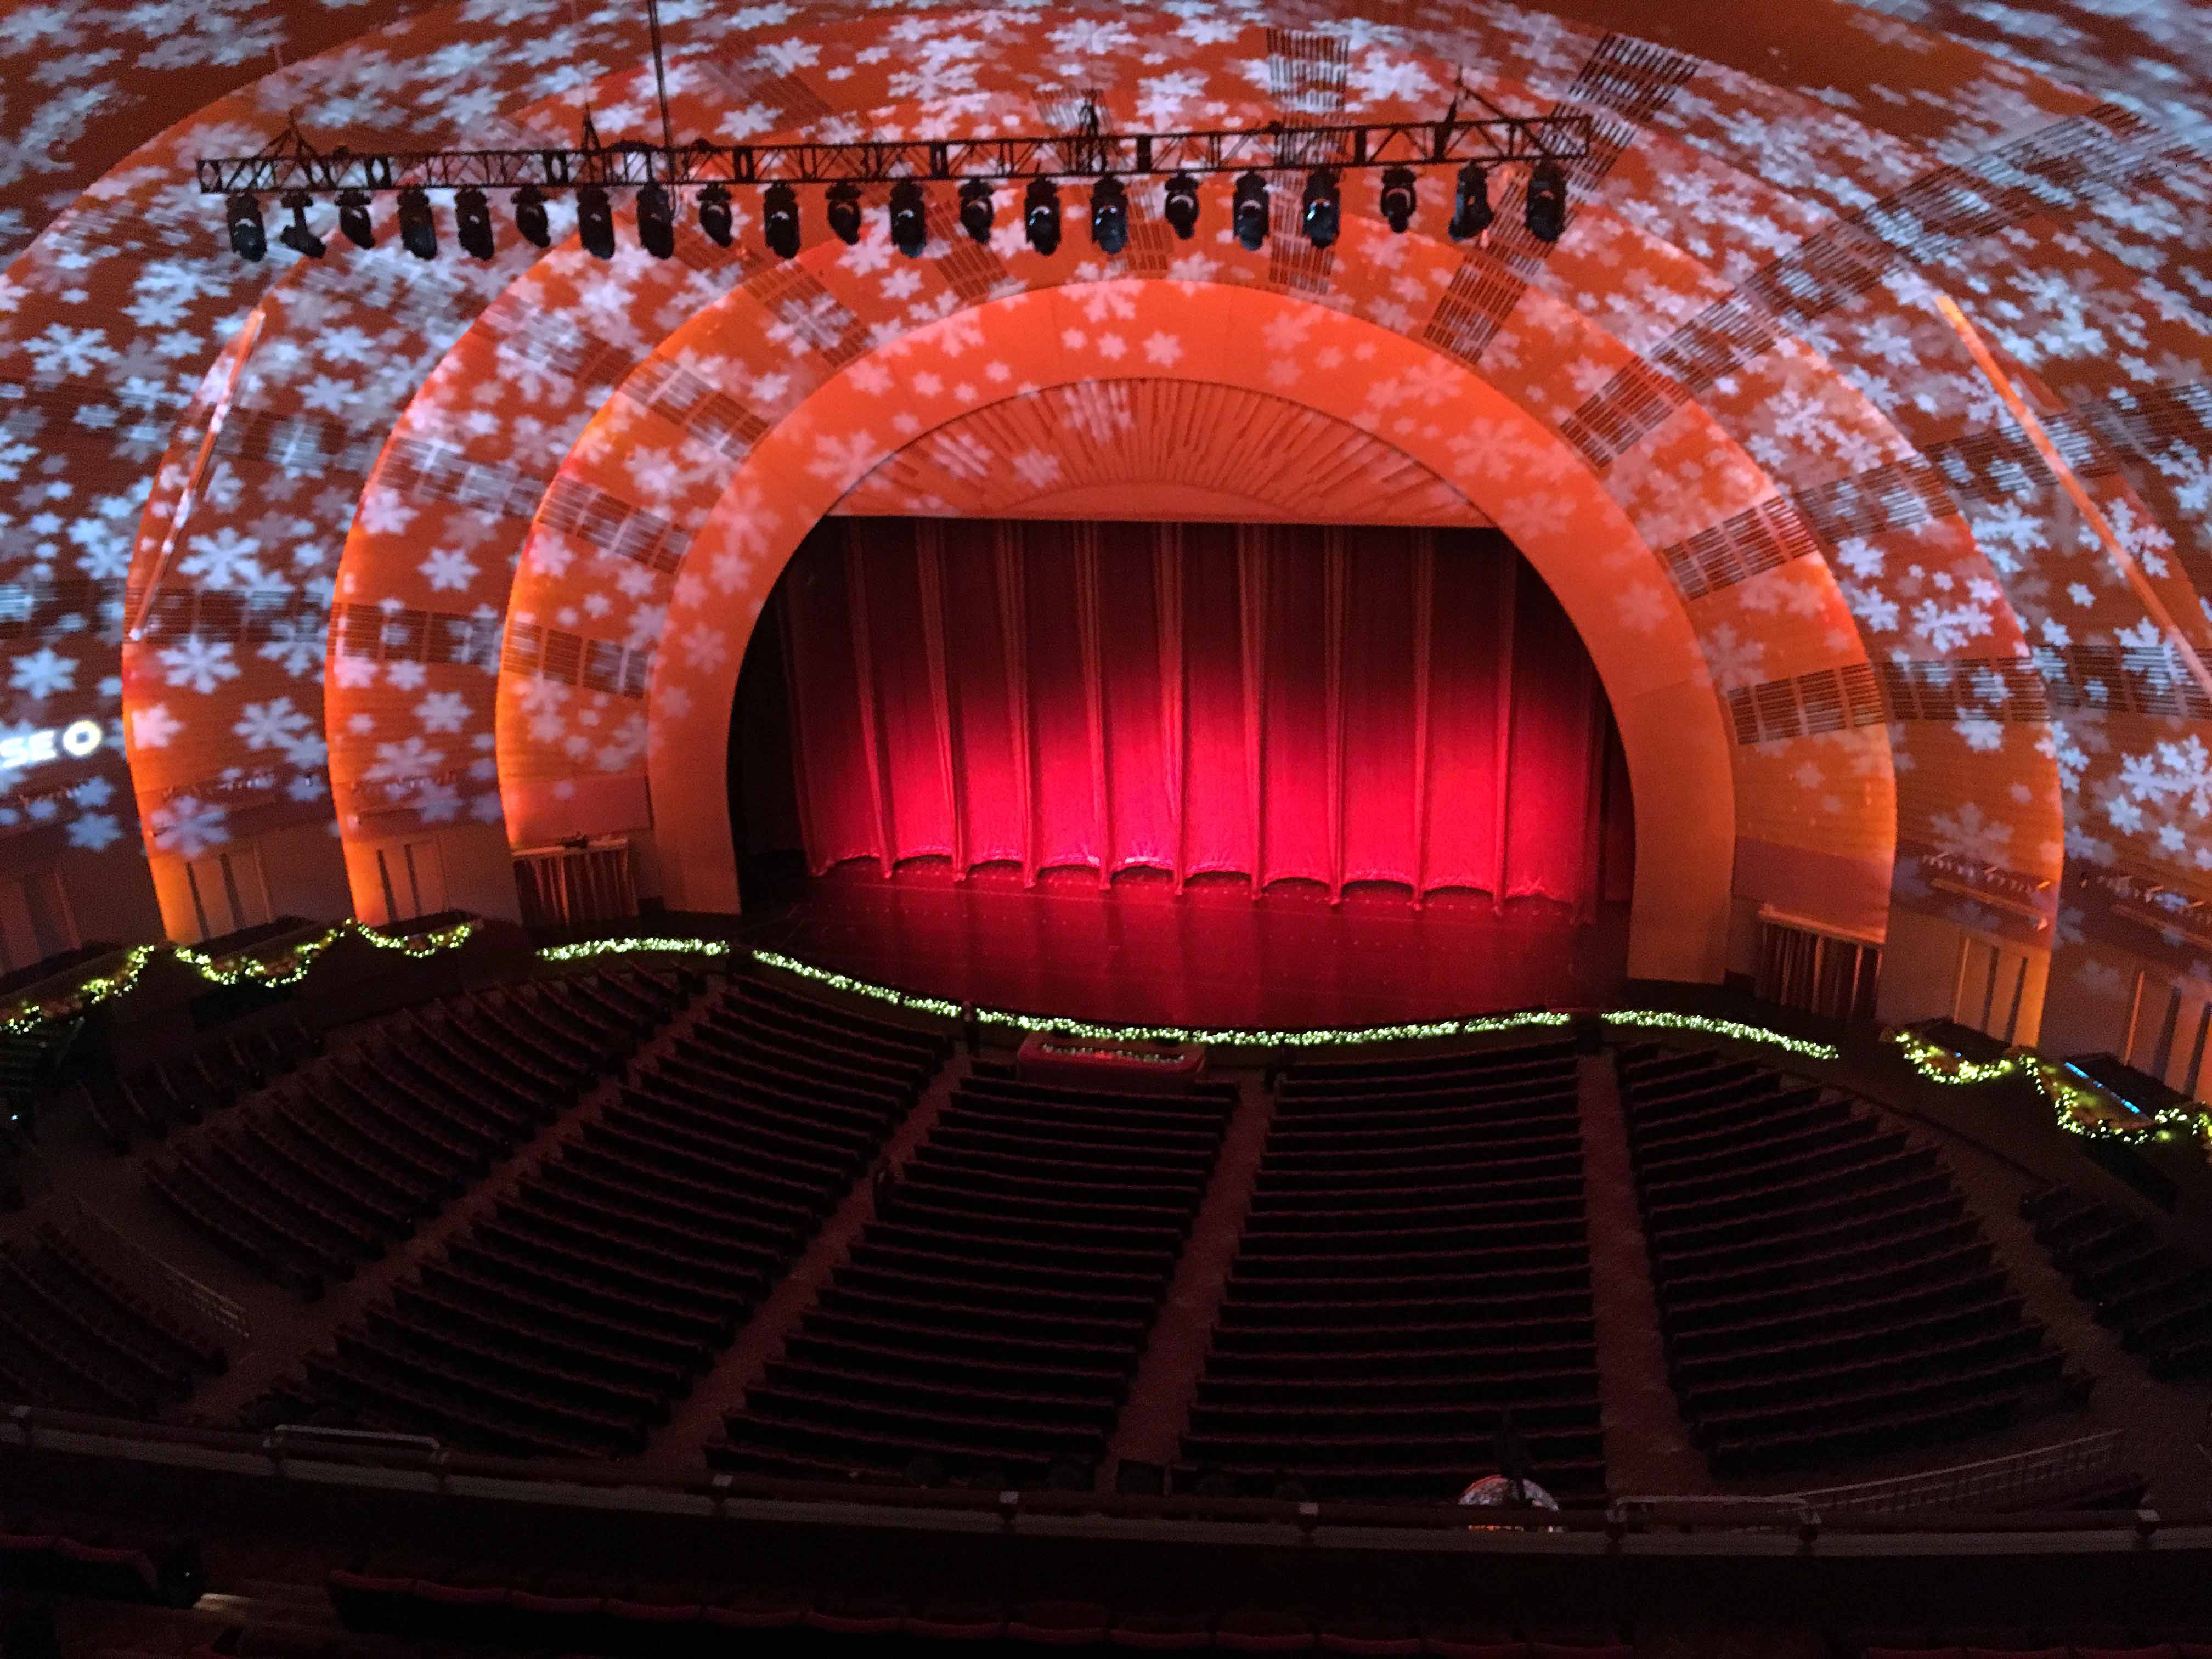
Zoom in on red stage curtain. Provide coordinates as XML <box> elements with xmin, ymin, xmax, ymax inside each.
<box><xmin>763</xmin><ymin>518</ymin><xmax>1630</xmax><ymax>909</ymax></box>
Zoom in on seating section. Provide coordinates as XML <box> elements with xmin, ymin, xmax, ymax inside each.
<box><xmin>0</xmin><ymin>1221</ymin><xmax>228</xmax><ymax>1417</ymax></box>
<box><xmin>265</xmin><ymin>974</ymin><xmax>946</xmax><ymax>1459</ymax></box>
<box><xmin>77</xmin><ymin>1018</ymin><xmax>317</xmax><ymax>1154</ymax></box>
<box><xmin>146</xmin><ymin>973</ymin><xmax>683</xmax><ymax>1300</ymax></box>
<box><xmin>710</xmin><ymin>1070</ymin><xmax>1236</xmax><ymax>1487</ymax></box>
<box><xmin>0</xmin><ymin>1506</ymin><xmax>205</xmax><ymax>1607</ymax></box>
<box><xmin>326</xmin><ymin>1560</ymin><xmax>1641</xmax><ymax>1655</ymax></box>
<box><xmin>2023</xmin><ymin>1184</ymin><xmax>2212</xmax><ymax>1379</ymax></box>
<box><xmin>1618</xmin><ymin>1045</ymin><xmax>2067</xmax><ymax>1474</ymax></box>
<box><xmin>1180</xmin><ymin>1037</ymin><xmax>1606</xmax><ymax>1503</ymax></box>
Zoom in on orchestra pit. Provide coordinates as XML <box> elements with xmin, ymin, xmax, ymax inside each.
<box><xmin>0</xmin><ymin>0</ymin><xmax>2210</xmax><ymax>1654</ymax></box>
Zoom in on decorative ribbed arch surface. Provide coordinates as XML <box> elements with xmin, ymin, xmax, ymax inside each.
<box><xmin>0</xmin><ymin>0</ymin><xmax>2194</xmax><ymax>1053</ymax></box>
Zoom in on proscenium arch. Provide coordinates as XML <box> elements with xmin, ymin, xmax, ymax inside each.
<box><xmin>621</xmin><ymin>280</ymin><xmax>1741</xmax><ymax>983</ymax></box>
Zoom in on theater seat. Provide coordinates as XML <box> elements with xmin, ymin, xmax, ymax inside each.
<box><xmin>1420</xmin><ymin>1634</ymin><xmax>1528</xmax><ymax>1659</ymax></box>
<box><xmin>906</xmin><ymin>1601</ymin><xmax>1010</xmax><ymax>1639</ymax></box>
<box><xmin>702</xmin><ymin>1589</ymin><xmax>806</xmax><ymax>1630</ymax></box>
<box><xmin>1010</xmin><ymin>1601</ymin><xmax>1111</xmax><ymax>1645</ymax></box>
<box><xmin>1320</xmin><ymin>1620</ymin><xmax>1421</xmax><ymax>1656</ymax></box>
<box><xmin>807</xmin><ymin>1594</ymin><xmax>909</xmax><ymax>1635</ymax></box>
<box><xmin>1217</xmin><ymin>1610</ymin><xmax>1318</xmax><ymax>1653</ymax></box>
<box><xmin>1111</xmin><ymin>1611</ymin><xmax>1216</xmax><ymax>1650</ymax></box>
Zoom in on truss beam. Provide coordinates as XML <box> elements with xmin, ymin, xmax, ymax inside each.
<box><xmin>195</xmin><ymin>115</ymin><xmax>1593</xmax><ymax>196</ymax></box>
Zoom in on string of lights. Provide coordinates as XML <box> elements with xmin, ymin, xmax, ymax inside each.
<box><xmin>1886</xmin><ymin>1028</ymin><xmax>2210</xmax><ymax>1149</ymax></box>
<box><xmin>201</xmin><ymin>104</ymin><xmax>1588</xmax><ymax>266</ymax></box>
<box><xmin>0</xmin><ymin>919</ymin><xmax>476</xmax><ymax>1035</ymax></box>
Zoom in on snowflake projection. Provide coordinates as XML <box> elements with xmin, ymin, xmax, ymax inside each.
<box><xmin>0</xmin><ymin>0</ymin><xmax>2193</xmax><ymax>1024</ymax></box>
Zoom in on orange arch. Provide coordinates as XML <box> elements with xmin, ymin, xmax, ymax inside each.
<box><xmin>624</xmin><ymin>281</ymin><xmax>1737</xmax><ymax>981</ymax></box>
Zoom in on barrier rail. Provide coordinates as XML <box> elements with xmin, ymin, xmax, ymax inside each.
<box><xmin>1</xmin><ymin>1404</ymin><xmax>2199</xmax><ymax>1555</ymax></box>
<box><xmin>55</xmin><ymin>1198</ymin><xmax>250</xmax><ymax>1345</ymax></box>
<box><xmin>1786</xmin><ymin>1431</ymin><xmax>2128</xmax><ymax>1515</ymax></box>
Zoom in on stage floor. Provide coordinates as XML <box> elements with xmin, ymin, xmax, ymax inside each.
<box><xmin>748</xmin><ymin>861</ymin><xmax>1630</xmax><ymax>1030</ymax></box>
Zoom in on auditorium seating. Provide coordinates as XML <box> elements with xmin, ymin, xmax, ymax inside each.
<box><xmin>328</xmin><ymin>1558</ymin><xmax>1646</xmax><ymax>1654</ymax></box>
<box><xmin>1178</xmin><ymin>1037</ymin><xmax>1606</xmax><ymax>1502</ymax></box>
<box><xmin>710</xmin><ymin>1063</ymin><xmax>1235</xmax><ymax>1487</ymax></box>
<box><xmin>80</xmin><ymin>1018</ymin><xmax>317</xmax><ymax>1152</ymax></box>
<box><xmin>1617</xmin><ymin>1045</ymin><xmax>2068</xmax><ymax>1474</ymax></box>
<box><xmin>0</xmin><ymin>1506</ymin><xmax>205</xmax><ymax>1606</ymax></box>
<box><xmin>144</xmin><ymin>972</ymin><xmax>682</xmax><ymax>1300</ymax></box>
<box><xmin>267</xmin><ymin>973</ymin><xmax>948</xmax><ymax>1459</ymax></box>
<box><xmin>2022</xmin><ymin>1185</ymin><xmax>2212</xmax><ymax>1379</ymax></box>
<box><xmin>0</xmin><ymin>1221</ymin><xmax>227</xmax><ymax>1418</ymax></box>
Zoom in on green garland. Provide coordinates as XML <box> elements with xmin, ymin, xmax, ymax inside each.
<box><xmin>0</xmin><ymin>919</ymin><xmax>476</xmax><ymax>1036</ymax></box>
<box><xmin>1887</xmin><ymin>1028</ymin><xmax>2209</xmax><ymax>1148</ymax></box>
<box><xmin>535</xmin><ymin>938</ymin><xmax>1840</xmax><ymax>1057</ymax></box>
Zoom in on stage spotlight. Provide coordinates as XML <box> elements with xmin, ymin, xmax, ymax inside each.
<box><xmin>1449</xmin><ymin>161</ymin><xmax>1492</xmax><ymax>241</ymax></box>
<box><xmin>1163</xmin><ymin>172</ymin><xmax>1199</xmax><ymax>239</ymax></box>
<box><xmin>1525</xmin><ymin>161</ymin><xmax>1567</xmax><ymax>243</ymax></box>
<box><xmin>825</xmin><ymin>180</ymin><xmax>863</xmax><ymax>245</ymax></box>
<box><xmin>698</xmin><ymin>183</ymin><xmax>735</xmax><ymax>249</ymax></box>
<box><xmin>397</xmin><ymin>186</ymin><xmax>437</xmax><ymax>259</ymax></box>
<box><xmin>1231</xmin><ymin>170</ymin><xmax>1268</xmax><ymax>251</ymax></box>
<box><xmin>512</xmin><ymin>184</ymin><xmax>550</xmax><ymax>249</ymax></box>
<box><xmin>957</xmin><ymin>178</ymin><xmax>994</xmax><ymax>244</ymax></box>
<box><xmin>454</xmin><ymin>187</ymin><xmax>495</xmax><ymax>260</ymax></box>
<box><xmin>225</xmin><ymin>192</ymin><xmax>266</xmax><ymax>261</ymax></box>
<box><xmin>1090</xmin><ymin>175</ymin><xmax>1128</xmax><ymax>255</ymax></box>
<box><xmin>759</xmin><ymin>182</ymin><xmax>795</xmax><ymax>257</ymax></box>
<box><xmin>276</xmin><ymin>190</ymin><xmax>324</xmax><ymax>259</ymax></box>
<box><xmin>1023</xmin><ymin>176</ymin><xmax>1061</xmax><ymax>255</ymax></box>
<box><xmin>888</xmin><ymin>178</ymin><xmax>927</xmax><ymax>257</ymax></box>
<box><xmin>1379</xmin><ymin>166</ymin><xmax>1416</xmax><ymax>233</ymax></box>
<box><xmin>336</xmin><ymin>189</ymin><xmax>374</xmax><ymax>250</ymax></box>
<box><xmin>636</xmin><ymin>183</ymin><xmax>675</xmax><ymax>258</ymax></box>
<box><xmin>576</xmin><ymin>185</ymin><xmax>616</xmax><ymax>259</ymax></box>
<box><xmin>1301</xmin><ymin>167</ymin><xmax>1340</xmax><ymax>248</ymax></box>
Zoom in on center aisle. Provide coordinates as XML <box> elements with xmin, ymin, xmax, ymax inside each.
<box><xmin>1103</xmin><ymin>1070</ymin><xmax>1278</xmax><ymax>1480</ymax></box>
<box><xmin>646</xmin><ymin>1042</ymin><xmax>966</xmax><ymax>1459</ymax></box>
<box><xmin>1574</xmin><ymin>1052</ymin><xmax>1709</xmax><ymax>1496</ymax></box>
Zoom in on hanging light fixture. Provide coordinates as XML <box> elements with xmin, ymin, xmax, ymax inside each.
<box><xmin>1379</xmin><ymin>166</ymin><xmax>1416</xmax><ymax>233</ymax></box>
<box><xmin>1163</xmin><ymin>172</ymin><xmax>1199</xmax><ymax>240</ymax></box>
<box><xmin>276</xmin><ymin>190</ymin><xmax>324</xmax><ymax>259</ymax></box>
<box><xmin>958</xmin><ymin>178</ymin><xmax>994</xmax><ymax>244</ymax></box>
<box><xmin>825</xmin><ymin>181</ymin><xmax>863</xmax><ymax>246</ymax></box>
<box><xmin>397</xmin><ymin>186</ymin><xmax>437</xmax><ymax>259</ymax></box>
<box><xmin>454</xmin><ymin>187</ymin><xmax>495</xmax><ymax>260</ymax></box>
<box><xmin>1300</xmin><ymin>168</ymin><xmax>1340</xmax><ymax>248</ymax></box>
<box><xmin>1231</xmin><ymin>171</ymin><xmax>1268</xmax><ymax>252</ymax></box>
<box><xmin>759</xmin><ymin>182</ymin><xmax>796</xmax><ymax>257</ymax></box>
<box><xmin>1524</xmin><ymin>161</ymin><xmax>1567</xmax><ymax>243</ymax></box>
<box><xmin>1090</xmin><ymin>175</ymin><xmax>1128</xmax><ymax>255</ymax></box>
<box><xmin>335</xmin><ymin>189</ymin><xmax>374</xmax><ymax>250</ymax></box>
<box><xmin>1023</xmin><ymin>177</ymin><xmax>1061</xmax><ymax>255</ymax></box>
<box><xmin>888</xmin><ymin>179</ymin><xmax>928</xmax><ymax>257</ymax></box>
<box><xmin>512</xmin><ymin>185</ymin><xmax>550</xmax><ymax>249</ymax></box>
<box><xmin>636</xmin><ymin>183</ymin><xmax>675</xmax><ymax>258</ymax></box>
<box><xmin>576</xmin><ymin>185</ymin><xmax>616</xmax><ymax>259</ymax></box>
<box><xmin>1449</xmin><ymin>161</ymin><xmax>1493</xmax><ymax>241</ymax></box>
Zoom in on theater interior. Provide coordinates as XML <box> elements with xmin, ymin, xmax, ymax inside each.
<box><xmin>0</xmin><ymin>0</ymin><xmax>2210</xmax><ymax>1654</ymax></box>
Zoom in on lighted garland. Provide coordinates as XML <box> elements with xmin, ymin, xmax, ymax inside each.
<box><xmin>537</xmin><ymin>937</ymin><xmax>735</xmax><ymax>964</ymax></box>
<box><xmin>1885</xmin><ymin>1028</ymin><xmax>2211</xmax><ymax>1149</ymax></box>
<box><xmin>0</xmin><ymin>919</ymin><xmax>476</xmax><ymax>1035</ymax></box>
<box><xmin>742</xmin><ymin>946</ymin><xmax>1843</xmax><ymax>1055</ymax></box>
<box><xmin>1601</xmin><ymin>1010</ymin><xmax>1839</xmax><ymax>1061</ymax></box>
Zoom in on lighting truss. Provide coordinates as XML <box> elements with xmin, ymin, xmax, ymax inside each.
<box><xmin>195</xmin><ymin>110</ymin><xmax>1592</xmax><ymax>199</ymax></box>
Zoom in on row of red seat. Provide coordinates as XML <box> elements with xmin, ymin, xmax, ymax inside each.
<box><xmin>1619</xmin><ymin>1043</ymin><xmax>2069</xmax><ymax>1474</ymax></box>
<box><xmin>273</xmin><ymin>973</ymin><xmax>942</xmax><ymax>1458</ymax></box>
<box><xmin>325</xmin><ymin>1562</ymin><xmax>1633</xmax><ymax>1656</ymax></box>
<box><xmin>1183</xmin><ymin>1039</ymin><xmax>1606</xmax><ymax>1503</ymax></box>
<box><xmin>145</xmin><ymin>973</ymin><xmax>678</xmax><ymax>1302</ymax></box>
<box><xmin>0</xmin><ymin>1508</ymin><xmax>204</xmax><ymax>1606</ymax></box>
<box><xmin>2023</xmin><ymin>1185</ymin><xmax>2212</xmax><ymax>1379</ymax></box>
<box><xmin>713</xmin><ymin>1066</ymin><xmax>1232</xmax><ymax>1487</ymax></box>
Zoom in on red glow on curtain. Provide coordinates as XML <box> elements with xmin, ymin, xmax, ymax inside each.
<box><xmin>763</xmin><ymin>519</ymin><xmax>1630</xmax><ymax>909</ymax></box>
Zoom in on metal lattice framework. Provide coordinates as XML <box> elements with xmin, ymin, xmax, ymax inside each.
<box><xmin>195</xmin><ymin>113</ymin><xmax>1594</xmax><ymax>196</ymax></box>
